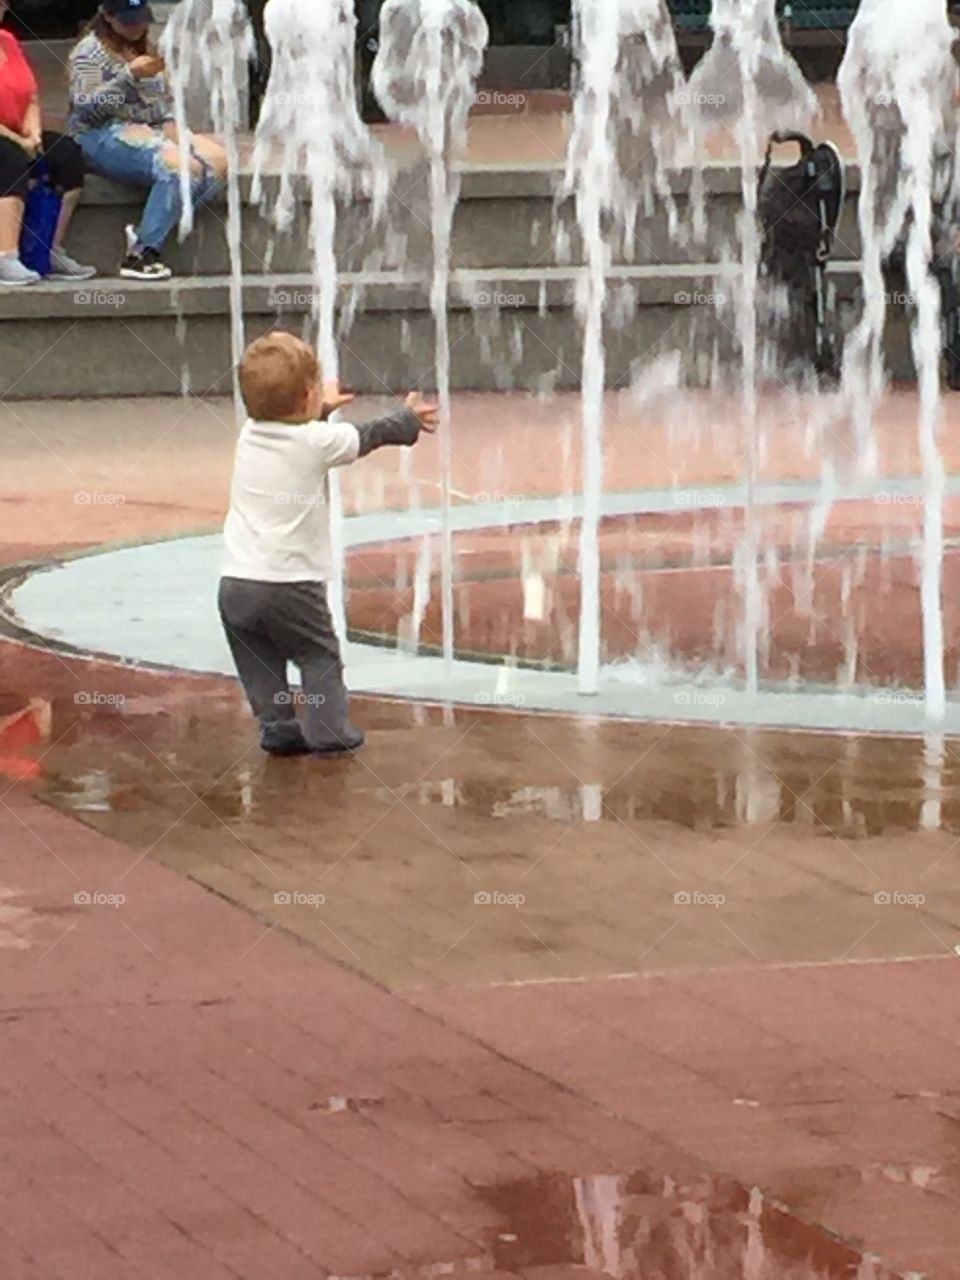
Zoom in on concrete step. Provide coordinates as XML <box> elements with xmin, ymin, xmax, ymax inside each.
<box><xmin>0</xmin><ymin>262</ymin><xmax>878</xmax><ymax>400</ymax></box>
<box><xmin>60</xmin><ymin>164</ymin><xmax>865</xmax><ymax>280</ymax></box>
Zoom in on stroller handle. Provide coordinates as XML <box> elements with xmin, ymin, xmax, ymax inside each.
<box><xmin>767</xmin><ymin>131</ymin><xmax>815</xmax><ymax>157</ymax></box>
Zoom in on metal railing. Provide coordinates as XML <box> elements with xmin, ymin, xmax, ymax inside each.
<box><xmin>670</xmin><ymin>1</ymin><xmax>861</xmax><ymax>33</ymax></box>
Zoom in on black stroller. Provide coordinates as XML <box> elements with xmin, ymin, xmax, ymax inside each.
<box><xmin>757</xmin><ymin>131</ymin><xmax>846</xmax><ymax>381</ymax></box>
<box><xmin>884</xmin><ymin>144</ymin><xmax>960</xmax><ymax>391</ymax></box>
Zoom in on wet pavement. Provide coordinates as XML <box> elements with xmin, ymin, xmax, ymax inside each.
<box><xmin>3</xmin><ymin>390</ymin><xmax>960</xmax><ymax>1276</ymax></box>
<box><xmin>3</xmin><ymin>642</ymin><xmax>960</xmax><ymax>992</ymax></box>
<box><xmin>478</xmin><ymin>1169</ymin><xmax>910</xmax><ymax>1279</ymax></box>
<box><xmin>4</xmin><ymin>390</ymin><xmax>960</xmax><ymax>986</ymax></box>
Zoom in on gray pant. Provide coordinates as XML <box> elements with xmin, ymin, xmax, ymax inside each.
<box><xmin>218</xmin><ymin>578</ymin><xmax>349</xmax><ymax>748</ymax></box>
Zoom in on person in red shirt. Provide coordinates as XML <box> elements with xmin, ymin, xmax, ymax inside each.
<box><xmin>0</xmin><ymin>0</ymin><xmax>94</xmax><ymax>284</ymax></box>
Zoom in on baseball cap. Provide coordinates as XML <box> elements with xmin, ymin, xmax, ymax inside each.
<box><xmin>100</xmin><ymin>0</ymin><xmax>155</xmax><ymax>24</ymax></box>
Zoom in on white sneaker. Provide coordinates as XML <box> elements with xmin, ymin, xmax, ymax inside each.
<box><xmin>48</xmin><ymin>249</ymin><xmax>97</xmax><ymax>281</ymax></box>
<box><xmin>0</xmin><ymin>255</ymin><xmax>40</xmax><ymax>287</ymax></box>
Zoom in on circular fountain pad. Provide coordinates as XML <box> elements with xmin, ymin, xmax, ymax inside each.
<box><xmin>10</xmin><ymin>482</ymin><xmax>960</xmax><ymax>736</ymax></box>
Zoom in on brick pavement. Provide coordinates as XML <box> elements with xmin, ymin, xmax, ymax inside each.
<box><xmin>1</xmin><ymin>781</ymin><xmax>955</xmax><ymax>1277</ymax></box>
<box><xmin>4</xmin><ymin>390</ymin><xmax>960</xmax><ymax>1276</ymax></box>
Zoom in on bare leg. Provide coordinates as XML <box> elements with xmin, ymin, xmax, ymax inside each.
<box><xmin>53</xmin><ymin>189</ymin><xmax>81</xmax><ymax>251</ymax></box>
<box><xmin>0</xmin><ymin>195</ymin><xmax>24</xmax><ymax>254</ymax></box>
<box><xmin>189</xmin><ymin>133</ymin><xmax>229</xmax><ymax>179</ymax></box>
<box><xmin>161</xmin><ymin>124</ymin><xmax>228</xmax><ymax>179</ymax></box>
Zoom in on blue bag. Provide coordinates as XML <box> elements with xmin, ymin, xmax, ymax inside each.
<box><xmin>19</xmin><ymin>159</ymin><xmax>63</xmax><ymax>278</ymax></box>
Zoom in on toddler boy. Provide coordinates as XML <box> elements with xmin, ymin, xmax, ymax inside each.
<box><xmin>219</xmin><ymin>331</ymin><xmax>437</xmax><ymax>756</ymax></box>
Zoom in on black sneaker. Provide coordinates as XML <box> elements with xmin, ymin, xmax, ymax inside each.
<box><xmin>313</xmin><ymin>725</ymin><xmax>366</xmax><ymax>757</ymax></box>
<box><xmin>261</xmin><ymin>723</ymin><xmax>313</xmax><ymax>757</ymax></box>
<box><xmin>120</xmin><ymin>247</ymin><xmax>173</xmax><ymax>281</ymax></box>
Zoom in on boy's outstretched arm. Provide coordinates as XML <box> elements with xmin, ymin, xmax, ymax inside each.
<box><xmin>352</xmin><ymin>392</ymin><xmax>440</xmax><ymax>458</ymax></box>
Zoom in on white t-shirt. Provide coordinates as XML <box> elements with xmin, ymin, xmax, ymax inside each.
<box><xmin>222</xmin><ymin>416</ymin><xmax>360</xmax><ymax>583</ymax></box>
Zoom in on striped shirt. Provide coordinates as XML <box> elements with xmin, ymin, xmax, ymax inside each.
<box><xmin>67</xmin><ymin>33</ymin><xmax>172</xmax><ymax>135</ymax></box>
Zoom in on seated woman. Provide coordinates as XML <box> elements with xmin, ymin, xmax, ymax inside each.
<box><xmin>68</xmin><ymin>0</ymin><xmax>228</xmax><ymax>282</ymax></box>
<box><xmin>0</xmin><ymin>0</ymin><xmax>95</xmax><ymax>286</ymax></box>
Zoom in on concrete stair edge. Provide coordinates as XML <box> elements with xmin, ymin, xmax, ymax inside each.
<box><xmin>72</xmin><ymin>162</ymin><xmax>865</xmax><ymax>208</ymax></box>
<box><xmin>0</xmin><ymin>262</ymin><xmax>864</xmax><ymax>322</ymax></box>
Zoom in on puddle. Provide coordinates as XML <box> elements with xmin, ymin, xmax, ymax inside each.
<box><xmin>342</xmin><ymin>1170</ymin><xmax>912</xmax><ymax>1280</ymax></box>
<box><xmin>0</xmin><ymin>887</ymin><xmax>47</xmax><ymax>951</ymax></box>
<box><xmin>5</xmin><ymin>656</ymin><xmax>960</xmax><ymax>988</ymax></box>
<box><xmin>472</xmin><ymin>1170</ymin><xmax>908</xmax><ymax>1279</ymax></box>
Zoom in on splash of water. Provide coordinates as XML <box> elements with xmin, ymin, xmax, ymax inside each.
<box><xmin>254</xmin><ymin>0</ymin><xmax>388</xmax><ymax>639</ymax></box>
<box><xmin>162</xmin><ymin>0</ymin><xmax>254</xmax><ymax>413</ymax></box>
<box><xmin>839</xmin><ymin>0</ymin><xmax>959</xmax><ymax>722</ymax></box>
<box><xmin>687</xmin><ymin>0</ymin><xmax>815</xmax><ymax>135</ymax></box>
<box><xmin>691</xmin><ymin>0</ymin><xmax>814</xmax><ymax>697</ymax></box>
<box><xmin>564</xmin><ymin>0</ymin><xmax>684</xmax><ymax>695</ymax></box>
<box><xmin>373</xmin><ymin>0</ymin><xmax>489</xmax><ymax>679</ymax></box>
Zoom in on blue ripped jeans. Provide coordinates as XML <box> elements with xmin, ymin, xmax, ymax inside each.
<box><xmin>77</xmin><ymin>123</ymin><xmax>221</xmax><ymax>252</ymax></box>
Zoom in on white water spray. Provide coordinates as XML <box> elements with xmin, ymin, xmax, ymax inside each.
<box><xmin>254</xmin><ymin>0</ymin><xmax>388</xmax><ymax>640</ymax></box>
<box><xmin>839</xmin><ymin>0</ymin><xmax>959</xmax><ymax>721</ymax></box>
<box><xmin>690</xmin><ymin>0</ymin><xmax>814</xmax><ymax>697</ymax></box>
<box><xmin>373</xmin><ymin>0</ymin><xmax>489</xmax><ymax>680</ymax></box>
<box><xmin>162</xmin><ymin>0</ymin><xmax>254</xmax><ymax>415</ymax></box>
<box><xmin>564</xmin><ymin>0</ymin><xmax>684</xmax><ymax>695</ymax></box>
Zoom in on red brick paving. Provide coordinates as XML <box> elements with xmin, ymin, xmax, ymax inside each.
<box><xmin>0</xmin><ymin>781</ymin><xmax>956</xmax><ymax>1277</ymax></box>
<box><xmin>411</xmin><ymin>969</ymin><xmax>960</xmax><ymax>1277</ymax></box>
<box><xmin>2</xmin><ymin>786</ymin><xmax>698</xmax><ymax>1278</ymax></box>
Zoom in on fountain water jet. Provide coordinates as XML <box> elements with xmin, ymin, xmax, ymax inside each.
<box><xmin>162</xmin><ymin>0</ymin><xmax>254</xmax><ymax>413</ymax></box>
<box><xmin>253</xmin><ymin>0</ymin><xmax>388</xmax><ymax>638</ymax></box>
<box><xmin>839</xmin><ymin>0</ymin><xmax>960</xmax><ymax>722</ymax></box>
<box><xmin>691</xmin><ymin>0</ymin><xmax>814</xmax><ymax>697</ymax></box>
<box><xmin>93</xmin><ymin>0</ymin><xmax>960</xmax><ymax>735</ymax></box>
<box><xmin>687</xmin><ymin>0</ymin><xmax>815</xmax><ymax>136</ymax></box>
<box><xmin>373</xmin><ymin>0</ymin><xmax>489</xmax><ymax>680</ymax></box>
<box><xmin>564</xmin><ymin>0</ymin><xmax>684</xmax><ymax>695</ymax></box>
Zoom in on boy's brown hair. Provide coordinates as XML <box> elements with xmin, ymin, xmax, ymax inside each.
<box><xmin>239</xmin><ymin>332</ymin><xmax>319</xmax><ymax>421</ymax></box>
